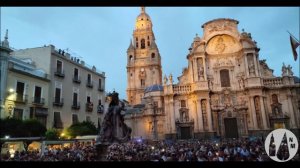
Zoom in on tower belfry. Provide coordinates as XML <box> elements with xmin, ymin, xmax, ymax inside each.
<box><xmin>126</xmin><ymin>7</ymin><xmax>163</xmax><ymax>105</ymax></box>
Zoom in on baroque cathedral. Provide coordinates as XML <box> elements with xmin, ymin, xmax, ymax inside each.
<box><xmin>124</xmin><ymin>7</ymin><xmax>300</xmax><ymax>140</ymax></box>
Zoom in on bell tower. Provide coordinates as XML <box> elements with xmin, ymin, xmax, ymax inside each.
<box><xmin>126</xmin><ymin>7</ymin><xmax>162</xmax><ymax>105</ymax></box>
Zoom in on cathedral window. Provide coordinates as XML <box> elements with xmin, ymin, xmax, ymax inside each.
<box><xmin>220</xmin><ymin>69</ymin><xmax>230</xmax><ymax>87</ymax></box>
<box><xmin>129</xmin><ymin>55</ymin><xmax>133</xmax><ymax>61</ymax></box>
<box><xmin>136</xmin><ymin>42</ymin><xmax>138</xmax><ymax>48</ymax></box>
<box><xmin>151</xmin><ymin>53</ymin><xmax>155</xmax><ymax>58</ymax></box>
<box><xmin>148</xmin><ymin>41</ymin><xmax>150</xmax><ymax>46</ymax></box>
<box><xmin>141</xmin><ymin>39</ymin><xmax>146</xmax><ymax>49</ymax></box>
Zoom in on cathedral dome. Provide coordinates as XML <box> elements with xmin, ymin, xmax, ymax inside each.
<box><xmin>144</xmin><ymin>84</ymin><xmax>163</xmax><ymax>93</ymax></box>
<box><xmin>135</xmin><ymin>7</ymin><xmax>153</xmax><ymax>30</ymax></box>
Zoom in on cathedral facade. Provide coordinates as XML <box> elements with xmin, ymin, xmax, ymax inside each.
<box><xmin>124</xmin><ymin>8</ymin><xmax>300</xmax><ymax>140</ymax></box>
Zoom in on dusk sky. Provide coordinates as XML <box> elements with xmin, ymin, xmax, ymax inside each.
<box><xmin>1</xmin><ymin>7</ymin><xmax>299</xmax><ymax>99</ymax></box>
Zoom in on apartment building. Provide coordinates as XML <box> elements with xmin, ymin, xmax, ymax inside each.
<box><xmin>12</xmin><ymin>45</ymin><xmax>106</xmax><ymax>129</ymax></box>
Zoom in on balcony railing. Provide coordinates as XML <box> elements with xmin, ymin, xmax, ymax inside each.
<box><xmin>15</xmin><ymin>94</ymin><xmax>28</xmax><ymax>103</ymax></box>
<box><xmin>32</xmin><ymin>97</ymin><xmax>45</xmax><ymax>105</ymax></box>
<box><xmin>73</xmin><ymin>75</ymin><xmax>81</xmax><ymax>84</ymax></box>
<box><xmin>53</xmin><ymin>97</ymin><xmax>64</xmax><ymax>107</ymax></box>
<box><xmin>54</xmin><ymin>69</ymin><xmax>65</xmax><ymax>78</ymax></box>
<box><xmin>98</xmin><ymin>86</ymin><xmax>104</xmax><ymax>92</ymax></box>
<box><xmin>53</xmin><ymin>121</ymin><xmax>63</xmax><ymax>129</ymax></box>
<box><xmin>72</xmin><ymin>101</ymin><xmax>80</xmax><ymax>110</ymax></box>
<box><xmin>86</xmin><ymin>80</ymin><xmax>93</xmax><ymax>88</ymax></box>
<box><xmin>263</xmin><ymin>78</ymin><xmax>283</xmax><ymax>87</ymax></box>
<box><xmin>86</xmin><ymin>102</ymin><xmax>93</xmax><ymax>112</ymax></box>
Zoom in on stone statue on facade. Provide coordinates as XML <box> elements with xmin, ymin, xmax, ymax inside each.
<box><xmin>238</xmin><ymin>77</ymin><xmax>245</xmax><ymax>89</ymax></box>
<box><xmin>249</xmin><ymin>62</ymin><xmax>255</xmax><ymax>76</ymax></box>
<box><xmin>287</xmin><ymin>65</ymin><xmax>293</xmax><ymax>76</ymax></box>
<box><xmin>282</xmin><ymin>63</ymin><xmax>287</xmax><ymax>76</ymax></box>
<box><xmin>169</xmin><ymin>74</ymin><xmax>173</xmax><ymax>84</ymax></box>
<box><xmin>97</xmin><ymin>91</ymin><xmax>131</xmax><ymax>144</ymax></box>
<box><xmin>208</xmin><ymin>79</ymin><xmax>214</xmax><ymax>90</ymax></box>
<box><xmin>163</xmin><ymin>75</ymin><xmax>168</xmax><ymax>85</ymax></box>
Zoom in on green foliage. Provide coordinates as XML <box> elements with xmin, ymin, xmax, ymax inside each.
<box><xmin>23</xmin><ymin>119</ymin><xmax>47</xmax><ymax>137</ymax></box>
<box><xmin>45</xmin><ymin>128</ymin><xmax>60</xmax><ymax>140</ymax></box>
<box><xmin>0</xmin><ymin>118</ymin><xmax>46</xmax><ymax>138</ymax></box>
<box><xmin>67</xmin><ymin>121</ymin><xmax>98</xmax><ymax>138</ymax></box>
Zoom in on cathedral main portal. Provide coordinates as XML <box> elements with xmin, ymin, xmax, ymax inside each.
<box><xmin>224</xmin><ymin>118</ymin><xmax>238</xmax><ymax>138</ymax></box>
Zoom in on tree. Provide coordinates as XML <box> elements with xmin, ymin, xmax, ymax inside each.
<box><xmin>0</xmin><ymin>118</ymin><xmax>46</xmax><ymax>138</ymax></box>
<box><xmin>45</xmin><ymin>128</ymin><xmax>60</xmax><ymax>140</ymax></box>
<box><xmin>0</xmin><ymin>118</ymin><xmax>24</xmax><ymax>137</ymax></box>
<box><xmin>67</xmin><ymin>121</ymin><xmax>98</xmax><ymax>138</ymax></box>
<box><xmin>22</xmin><ymin>119</ymin><xmax>47</xmax><ymax>137</ymax></box>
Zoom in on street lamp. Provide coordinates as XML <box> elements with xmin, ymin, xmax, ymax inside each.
<box><xmin>8</xmin><ymin>88</ymin><xmax>14</xmax><ymax>93</ymax></box>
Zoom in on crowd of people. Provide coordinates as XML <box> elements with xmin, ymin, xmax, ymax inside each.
<box><xmin>0</xmin><ymin>141</ymin><xmax>97</xmax><ymax>161</ymax></box>
<box><xmin>1</xmin><ymin>137</ymin><xmax>299</xmax><ymax>161</ymax></box>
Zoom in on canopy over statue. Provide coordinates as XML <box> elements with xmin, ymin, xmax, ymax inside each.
<box><xmin>97</xmin><ymin>91</ymin><xmax>131</xmax><ymax>144</ymax></box>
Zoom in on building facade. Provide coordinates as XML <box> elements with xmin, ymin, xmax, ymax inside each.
<box><xmin>11</xmin><ymin>45</ymin><xmax>106</xmax><ymax>129</ymax></box>
<box><xmin>1</xmin><ymin>31</ymin><xmax>51</xmax><ymax>126</ymax></box>
<box><xmin>125</xmin><ymin>8</ymin><xmax>300</xmax><ymax>140</ymax></box>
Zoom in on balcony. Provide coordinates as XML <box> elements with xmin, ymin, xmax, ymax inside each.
<box><xmin>86</xmin><ymin>102</ymin><xmax>93</xmax><ymax>112</ymax></box>
<box><xmin>72</xmin><ymin>101</ymin><xmax>80</xmax><ymax>110</ymax></box>
<box><xmin>73</xmin><ymin>75</ymin><xmax>81</xmax><ymax>84</ymax></box>
<box><xmin>98</xmin><ymin>86</ymin><xmax>104</xmax><ymax>92</ymax></box>
<box><xmin>97</xmin><ymin>105</ymin><xmax>104</xmax><ymax>113</ymax></box>
<box><xmin>263</xmin><ymin>77</ymin><xmax>283</xmax><ymax>87</ymax></box>
<box><xmin>32</xmin><ymin>97</ymin><xmax>45</xmax><ymax>106</ymax></box>
<box><xmin>15</xmin><ymin>94</ymin><xmax>28</xmax><ymax>103</ymax></box>
<box><xmin>53</xmin><ymin>97</ymin><xmax>64</xmax><ymax>107</ymax></box>
<box><xmin>54</xmin><ymin>70</ymin><xmax>65</xmax><ymax>78</ymax></box>
<box><xmin>86</xmin><ymin>80</ymin><xmax>93</xmax><ymax>88</ymax></box>
<box><xmin>53</xmin><ymin>121</ymin><xmax>63</xmax><ymax>129</ymax></box>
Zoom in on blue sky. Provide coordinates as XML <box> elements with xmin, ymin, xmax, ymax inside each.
<box><xmin>1</xmin><ymin>7</ymin><xmax>299</xmax><ymax>99</ymax></box>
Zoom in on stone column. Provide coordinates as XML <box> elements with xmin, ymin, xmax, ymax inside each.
<box><xmin>244</xmin><ymin>54</ymin><xmax>249</xmax><ymax>77</ymax></box>
<box><xmin>169</xmin><ymin>99</ymin><xmax>176</xmax><ymax>133</ymax></box>
<box><xmin>287</xmin><ymin>95</ymin><xmax>296</xmax><ymax>128</ymax></box>
<box><xmin>198</xmin><ymin>99</ymin><xmax>204</xmax><ymax>131</ymax></box>
<box><xmin>244</xmin><ymin>111</ymin><xmax>249</xmax><ymax>135</ymax></box>
<box><xmin>193</xmin><ymin>100</ymin><xmax>199</xmax><ymax>132</ymax></box>
<box><xmin>253</xmin><ymin>54</ymin><xmax>258</xmax><ymax>76</ymax></box>
<box><xmin>202</xmin><ymin>57</ymin><xmax>207</xmax><ymax>81</ymax></box>
<box><xmin>260</xmin><ymin>96</ymin><xmax>268</xmax><ymax>129</ymax></box>
<box><xmin>249</xmin><ymin>96</ymin><xmax>258</xmax><ymax>129</ymax></box>
<box><xmin>206</xmin><ymin>99</ymin><xmax>213</xmax><ymax>132</ymax></box>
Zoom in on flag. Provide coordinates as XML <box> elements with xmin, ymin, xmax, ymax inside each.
<box><xmin>290</xmin><ymin>35</ymin><xmax>300</xmax><ymax>61</ymax></box>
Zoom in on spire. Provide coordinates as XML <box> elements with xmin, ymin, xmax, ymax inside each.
<box><xmin>1</xmin><ymin>29</ymin><xmax>9</xmax><ymax>48</ymax></box>
<box><xmin>127</xmin><ymin>39</ymin><xmax>134</xmax><ymax>51</ymax></box>
<box><xmin>141</xmin><ymin>6</ymin><xmax>145</xmax><ymax>13</ymax></box>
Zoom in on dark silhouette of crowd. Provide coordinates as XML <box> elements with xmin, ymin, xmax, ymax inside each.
<box><xmin>1</xmin><ymin>138</ymin><xmax>299</xmax><ymax>161</ymax></box>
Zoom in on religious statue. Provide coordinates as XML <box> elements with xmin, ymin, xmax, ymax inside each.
<box><xmin>98</xmin><ymin>91</ymin><xmax>131</xmax><ymax>143</ymax></box>
<box><xmin>287</xmin><ymin>65</ymin><xmax>293</xmax><ymax>76</ymax></box>
<box><xmin>169</xmin><ymin>74</ymin><xmax>173</xmax><ymax>84</ymax></box>
<box><xmin>163</xmin><ymin>75</ymin><xmax>168</xmax><ymax>85</ymax></box>
<box><xmin>282</xmin><ymin>63</ymin><xmax>287</xmax><ymax>76</ymax></box>
<box><xmin>208</xmin><ymin>79</ymin><xmax>214</xmax><ymax>90</ymax></box>
<box><xmin>215</xmin><ymin>37</ymin><xmax>226</xmax><ymax>53</ymax></box>
<box><xmin>238</xmin><ymin>77</ymin><xmax>245</xmax><ymax>89</ymax></box>
<box><xmin>249</xmin><ymin>62</ymin><xmax>255</xmax><ymax>76</ymax></box>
